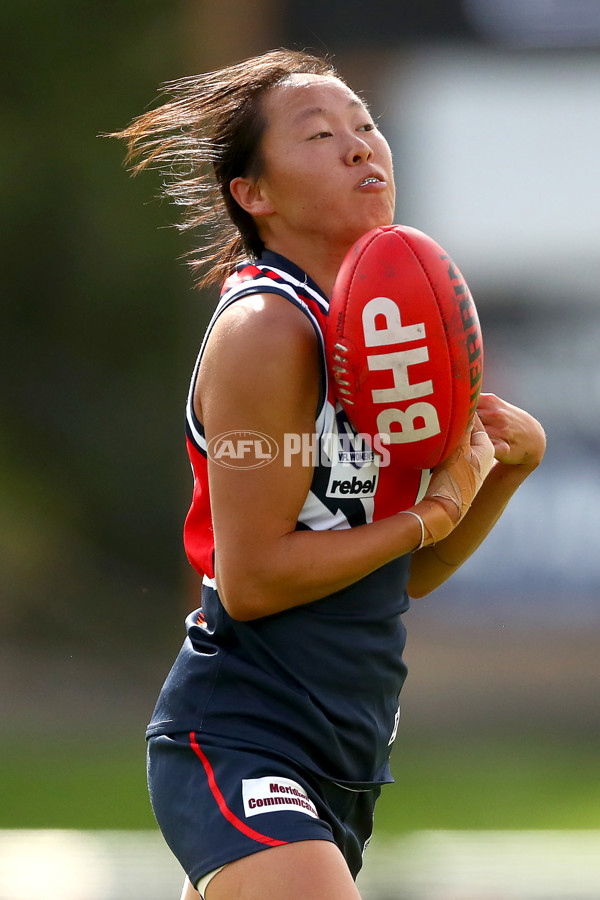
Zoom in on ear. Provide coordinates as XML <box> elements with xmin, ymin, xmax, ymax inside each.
<box><xmin>229</xmin><ymin>176</ymin><xmax>274</xmax><ymax>218</ymax></box>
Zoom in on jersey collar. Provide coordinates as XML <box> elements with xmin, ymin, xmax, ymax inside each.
<box><xmin>258</xmin><ymin>250</ymin><xmax>329</xmax><ymax>305</ymax></box>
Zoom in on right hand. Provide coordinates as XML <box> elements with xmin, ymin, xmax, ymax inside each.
<box><xmin>417</xmin><ymin>418</ymin><xmax>495</xmax><ymax>545</ymax></box>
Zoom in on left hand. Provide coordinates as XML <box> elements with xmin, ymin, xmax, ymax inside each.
<box><xmin>476</xmin><ymin>392</ymin><xmax>546</xmax><ymax>469</ymax></box>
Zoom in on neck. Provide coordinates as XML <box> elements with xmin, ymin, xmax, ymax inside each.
<box><xmin>262</xmin><ymin>236</ymin><xmax>350</xmax><ymax>299</ymax></box>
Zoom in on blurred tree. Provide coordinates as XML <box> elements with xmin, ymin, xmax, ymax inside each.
<box><xmin>1</xmin><ymin>0</ymin><xmax>284</xmax><ymax>664</ymax></box>
<box><xmin>0</xmin><ymin>0</ymin><xmax>481</xmax><ymax>662</ymax></box>
<box><xmin>179</xmin><ymin>0</ymin><xmax>281</xmax><ymax>70</ymax></box>
<box><xmin>2</xmin><ymin>0</ymin><xmax>201</xmax><ymax>655</ymax></box>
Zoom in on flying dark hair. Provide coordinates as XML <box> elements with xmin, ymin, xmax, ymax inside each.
<box><xmin>113</xmin><ymin>49</ymin><xmax>341</xmax><ymax>288</ymax></box>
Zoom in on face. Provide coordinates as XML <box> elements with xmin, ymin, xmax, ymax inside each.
<box><xmin>243</xmin><ymin>75</ymin><xmax>396</xmax><ymax>260</ymax></box>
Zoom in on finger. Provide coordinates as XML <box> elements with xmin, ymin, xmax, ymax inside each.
<box><xmin>470</xmin><ymin>432</ymin><xmax>496</xmax><ymax>479</ymax></box>
<box><xmin>476</xmin><ymin>405</ymin><xmax>500</xmax><ymax>430</ymax></box>
<box><xmin>470</xmin><ymin>413</ymin><xmax>486</xmax><ymax>434</ymax></box>
<box><xmin>476</xmin><ymin>392</ymin><xmax>498</xmax><ymax>410</ymax></box>
<box><xmin>471</xmin><ymin>427</ymin><xmax>493</xmax><ymax>447</ymax></box>
<box><xmin>492</xmin><ymin>442</ymin><xmax>511</xmax><ymax>462</ymax></box>
<box><xmin>476</xmin><ymin>393</ymin><xmax>503</xmax><ymax>424</ymax></box>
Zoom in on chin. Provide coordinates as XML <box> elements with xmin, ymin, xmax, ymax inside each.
<box><xmin>361</xmin><ymin>202</ymin><xmax>395</xmax><ymax>231</ymax></box>
<box><xmin>351</xmin><ymin>215</ymin><xmax>393</xmax><ymax>243</ymax></box>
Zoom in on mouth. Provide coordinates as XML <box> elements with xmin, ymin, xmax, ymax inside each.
<box><xmin>358</xmin><ymin>173</ymin><xmax>388</xmax><ymax>190</ymax></box>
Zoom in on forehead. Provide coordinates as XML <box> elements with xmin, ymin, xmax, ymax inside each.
<box><xmin>263</xmin><ymin>75</ymin><xmax>365</xmax><ymax>128</ymax></box>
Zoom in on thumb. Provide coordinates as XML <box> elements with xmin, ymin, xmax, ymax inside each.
<box><xmin>469</xmin><ymin>427</ymin><xmax>495</xmax><ymax>480</ymax></box>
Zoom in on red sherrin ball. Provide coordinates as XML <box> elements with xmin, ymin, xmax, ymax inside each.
<box><xmin>326</xmin><ymin>225</ymin><xmax>484</xmax><ymax>470</ymax></box>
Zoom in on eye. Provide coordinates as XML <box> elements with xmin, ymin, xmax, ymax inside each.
<box><xmin>310</xmin><ymin>130</ymin><xmax>332</xmax><ymax>140</ymax></box>
<box><xmin>358</xmin><ymin>122</ymin><xmax>376</xmax><ymax>133</ymax></box>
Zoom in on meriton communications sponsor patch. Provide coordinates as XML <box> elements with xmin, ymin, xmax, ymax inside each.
<box><xmin>242</xmin><ymin>776</ymin><xmax>319</xmax><ymax>819</ymax></box>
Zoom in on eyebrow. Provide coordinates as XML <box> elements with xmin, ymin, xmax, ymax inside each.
<box><xmin>293</xmin><ymin>98</ymin><xmax>365</xmax><ymax>124</ymax></box>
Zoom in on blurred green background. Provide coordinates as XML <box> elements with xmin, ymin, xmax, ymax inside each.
<box><xmin>2</xmin><ymin>0</ymin><xmax>599</xmax><ymax>840</ymax></box>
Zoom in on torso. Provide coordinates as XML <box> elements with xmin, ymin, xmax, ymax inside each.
<box><xmin>147</xmin><ymin>251</ymin><xmax>428</xmax><ymax>784</ymax></box>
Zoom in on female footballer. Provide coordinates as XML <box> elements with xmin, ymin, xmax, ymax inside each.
<box><xmin>115</xmin><ymin>49</ymin><xmax>545</xmax><ymax>900</ymax></box>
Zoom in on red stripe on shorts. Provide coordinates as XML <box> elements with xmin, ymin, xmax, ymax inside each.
<box><xmin>189</xmin><ymin>732</ymin><xmax>288</xmax><ymax>848</ymax></box>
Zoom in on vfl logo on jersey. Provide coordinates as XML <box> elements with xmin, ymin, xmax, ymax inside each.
<box><xmin>242</xmin><ymin>777</ymin><xmax>319</xmax><ymax>819</ymax></box>
<box><xmin>325</xmin><ymin>409</ymin><xmax>379</xmax><ymax>499</ymax></box>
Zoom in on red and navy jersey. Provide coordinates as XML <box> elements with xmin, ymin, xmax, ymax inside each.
<box><xmin>148</xmin><ymin>251</ymin><xmax>428</xmax><ymax>785</ymax></box>
<box><xmin>183</xmin><ymin>250</ymin><xmax>430</xmax><ymax>580</ymax></box>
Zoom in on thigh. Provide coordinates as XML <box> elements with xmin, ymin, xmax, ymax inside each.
<box><xmin>206</xmin><ymin>839</ymin><xmax>362</xmax><ymax>900</ymax></box>
<box><xmin>180</xmin><ymin>877</ymin><xmax>200</xmax><ymax>900</ymax></box>
<box><xmin>147</xmin><ymin>732</ymin><xmax>338</xmax><ymax>889</ymax></box>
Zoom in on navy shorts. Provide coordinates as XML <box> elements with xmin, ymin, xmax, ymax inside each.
<box><xmin>146</xmin><ymin>731</ymin><xmax>381</xmax><ymax>887</ymax></box>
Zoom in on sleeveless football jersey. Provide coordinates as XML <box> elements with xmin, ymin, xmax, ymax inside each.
<box><xmin>147</xmin><ymin>250</ymin><xmax>430</xmax><ymax>785</ymax></box>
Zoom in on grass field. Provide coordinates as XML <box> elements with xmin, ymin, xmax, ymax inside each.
<box><xmin>2</xmin><ymin>733</ymin><xmax>599</xmax><ymax>833</ymax></box>
<box><xmin>376</xmin><ymin>734</ymin><xmax>600</xmax><ymax>833</ymax></box>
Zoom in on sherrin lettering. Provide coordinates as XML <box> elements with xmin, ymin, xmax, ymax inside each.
<box><xmin>326</xmin><ymin>225</ymin><xmax>484</xmax><ymax>470</ymax></box>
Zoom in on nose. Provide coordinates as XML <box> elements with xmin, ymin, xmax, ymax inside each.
<box><xmin>344</xmin><ymin>134</ymin><xmax>373</xmax><ymax>166</ymax></box>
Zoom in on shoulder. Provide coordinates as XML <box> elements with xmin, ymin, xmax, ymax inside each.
<box><xmin>205</xmin><ymin>292</ymin><xmax>319</xmax><ymax>371</ymax></box>
<box><xmin>197</xmin><ymin>292</ymin><xmax>320</xmax><ymax>417</ymax></box>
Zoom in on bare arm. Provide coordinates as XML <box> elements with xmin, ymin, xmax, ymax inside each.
<box><xmin>199</xmin><ymin>298</ymin><xmax>535</xmax><ymax>617</ymax></box>
<box><xmin>198</xmin><ymin>293</ymin><xmax>450</xmax><ymax>620</ymax></box>
<box><xmin>408</xmin><ymin>393</ymin><xmax>547</xmax><ymax>598</ymax></box>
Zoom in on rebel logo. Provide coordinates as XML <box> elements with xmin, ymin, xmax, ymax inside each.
<box><xmin>327</xmin><ymin>474</ymin><xmax>378</xmax><ymax>496</ymax></box>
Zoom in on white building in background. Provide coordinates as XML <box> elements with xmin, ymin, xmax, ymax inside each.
<box><xmin>381</xmin><ymin>47</ymin><xmax>600</xmax><ymax>609</ymax></box>
<box><xmin>384</xmin><ymin>48</ymin><xmax>600</xmax><ymax>303</ymax></box>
